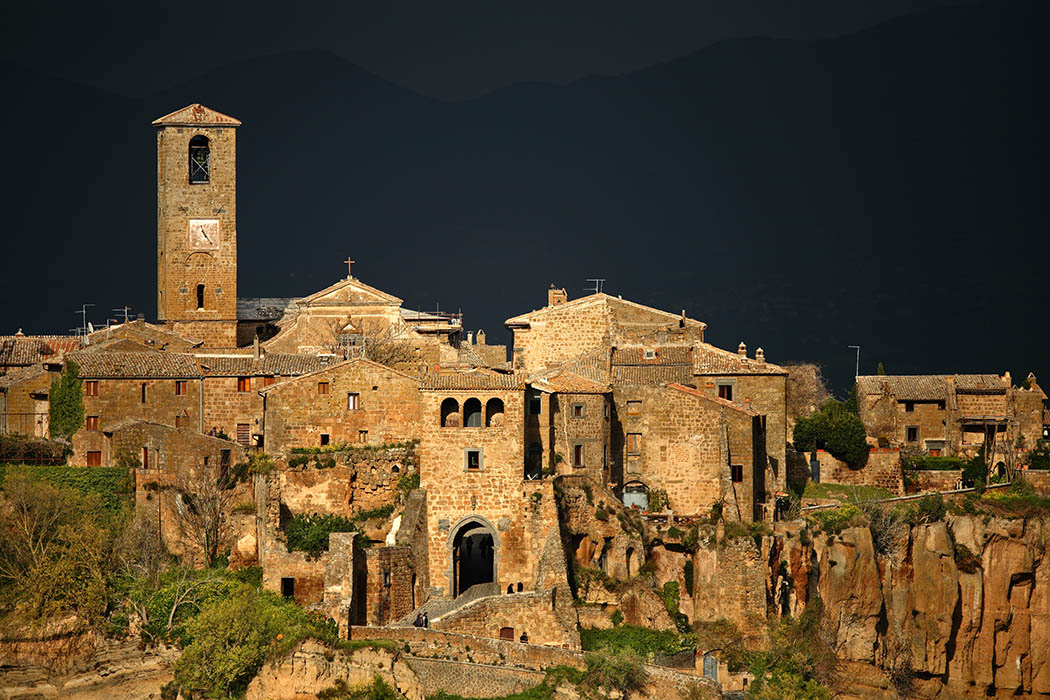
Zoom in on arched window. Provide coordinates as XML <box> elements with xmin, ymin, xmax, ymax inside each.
<box><xmin>189</xmin><ymin>135</ymin><xmax>210</xmax><ymax>183</ymax></box>
<box><xmin>464</xmin><ymin>398</ymin><xmax>482</xmax><ymax>427</ymax></box>
<box><xmin>196</xmin><ymin>284</ymin><xmax>205</xmax><ymax>310</ymax></box>
<box><xmin>440</xmin><ymin>398</ymin><xmax>460</xmax><ymax>427</ymax></box>
<box><xmin>485</xmin><ymin>398</ymin><xmax>504</xmax><ymax>427</ymax></box>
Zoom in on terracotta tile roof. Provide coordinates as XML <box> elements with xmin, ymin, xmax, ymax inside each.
<box><xmin>612</xmin><ymin>346</ymin><xmax>693</xmax><ymax>366</ymax></box>
<box><xmin>692</xmin><ymin>344</ymin><xmax>786</xmax><ymax>376</ymax></box>
<box><xmin>530</xmin><ymin>368</ymin><xmax>609</xmax><ymax>394</ymax></box>
<box><xmin>196</xmin><ymin>353</ymin><xmax>334</xmax><ymax>377</ymax></box>
<box><xmin>613</xmin><ymin>365</ymin><xmax>694</xmax><ymax>385</ymax></box>
<box><xmin>70</xmin><ymin>351</ymin><xmax>202</xmax><ymax>379</ymax></box>
<box><xmin>857</xmin><ymin>374</ymin><xmax>1006</xmax><ymax>400</ymax></box>
<box><xmin>457</xmin><ymin>344</ymin><xmax>485</xmax><ymax>367</ymax></box>
<box><xmin>421</xmin><ymin>369</ymin><xmax>525</xmax><ymax>391</ymax></box>
<box><xmin>504</xmin><ymin>293</ymin><xmax>707</xmax><ymax>332</ymax></box>
<box><xmin>237</xmin><ymin>297</ymin><xmax>296</xmax><ymax>321</ymax></box>
<box><xmin>86</xmin><ymin>320</ymin><xmax>202</xmax><ymax>349</ymax></box>
<box><xmin>560</xmin><ymin>350</ymin><xmax>610</xmax><ymax>385</ymax></box>
<box><xmin>0</xmin><ymin>363</ymin><xmax>47</xmax><ymax>390</ymax></box>
<box><xmin>953</xmin><ymin>374</ymin><xmax>1007</xmax><ymax>394</ymax></box>
<box><xmin>152</xmin><ymin>103</ymin><xmax>241</xmax><ymax>127</ymax></box>
<box><xmin>0</xmin><ymin>336</ymin><xmax>82</xmax><ymax>366</ymax></box>
<box><xmin>668</xmin><ymin>383</ymin><xmax>760</xmax><ymax>416</ymax></box>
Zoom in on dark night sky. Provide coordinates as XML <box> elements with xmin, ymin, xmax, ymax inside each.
<box><xmin>2</xmin><ymin>1</ymin><xmax>1044</xmax><ymax>395</ymax></box>
<box><xmin>6</xmin><ymin>1</ymin><xmax>970</xmax><ymax>100</ymax></box>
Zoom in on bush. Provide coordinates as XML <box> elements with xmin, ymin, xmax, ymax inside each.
<box><xmin>861</xmin><ymin>503</ymin><xmax>907</xmax><ymax>561</ymax></box>
<box><xmin>285</xmin><ymin>513</ymin><xmax>358</xmax><ymax>559</ymax></box>
<box><xmin>810</xmin><ymin>503</ymin><xmax>862</xmax><ymax>535</ymax></box>
<box><xmin>904</xmin><ymin>455</ymin><xmax>967</xmax><ymax>471</ymax></box>
<box><xmin>396</xmin><ymin>472</ymin><xmax>420</xmax><ymax>498</ymax></box>
<box><xmin>173</xmin><ymin>587</ymin><xmax>341</xmax><ymax>698</ymax></box>
<box><xmin>584</xmin><ymin>646</ymin><xmax>647</xmax><ymax>695</ymax></box>
<box><xmin>48</xmin><ymin>360</ymin><xmax>84</xmax><ymax>442</ymax></box>
<box><xmin>683</xmin><ymin>561</ymin><xmax>694</xmax><ymax>596</ymax></box>
<box><xmin>953</xmin><ymin>543</ymin><xmax>981</xmax><ymax>574</ymax></box>
<box><xmin>962</xmin><ymin>452</ymin><xmax>989</xmax><ymax>487</ymax></box>
<box><xmin>746</xmin><ymin>602</ymin><xmax>837</xmax><ymax>700</ymax></box>
<box><xmin>0</xmin><ymin>434</ymin><xmax>69</xmax><ymax>465</ymax></box>
<box><xmin>793</xmin><ymin>401</ymin><xmax>868</xmax><ymax>467</ymax></box>
<box><xmin>579</xmin><ymin>624</ymin><xmax>693</xmax><ymax>658</ymax></box>
<box><xmin>317</xmin><ymin>675</ymin><xmax>403</xmax><ymax>700</ymax></box>
<box><xmin>0</xmin><ymin>464</ymin><xmax>131</xmax><ymax>513</ymax></box>
<box><xmin>908</xmin><ymin>494</ymin><xmax>947</xmax><ymax>525</ymax></box>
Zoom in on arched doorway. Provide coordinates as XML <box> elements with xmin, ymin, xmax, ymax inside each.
<box><xmin>449</xmin><ymin>518</ymin><xmax>498</xmax><ymax>597</ymax></box>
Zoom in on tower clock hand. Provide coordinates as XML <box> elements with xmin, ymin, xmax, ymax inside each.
<box><xmin>200</xmin><ymin>225</ymin><xmax>211</xmax><ymax>242</ymax></box>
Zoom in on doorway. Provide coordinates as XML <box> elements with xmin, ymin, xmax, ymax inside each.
<box><xmin>451</xmin><ymin>519</ymin><xmax>497</xmax><ymax>597</ymax></box>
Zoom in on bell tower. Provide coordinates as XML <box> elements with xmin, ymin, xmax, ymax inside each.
<box><xmin>154</xmin><ymin>104</ymin><xmax>240</xmax><ymax>347</ymax></box>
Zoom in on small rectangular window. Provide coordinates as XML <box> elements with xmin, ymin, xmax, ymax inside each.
<box><xmin>236</xmin><ymin>423</ymin><xmax>250</xmax><ymax>447</ymax></box>
<box><xmin>907</xmin><ymin>426</ymin><xmax>919</xmax><ymax>442</ymax></box>
<box><xmin>529</xmin><ymin>393</ymin><xmax>542</xmax><ymax>415</ymax></box>
<box><xmin>320</xmin><ymin>433</ymin><xmax>330</xmax><ymax>446</ymax></box>
<box><xmin>220</xmin><ymin>449</ymin><xmax>231</xmax><ymax>467</ymax></box>
<box><xmin>627</xmin><ymin>400</ymin><xmax>642</xmax><ymax>416</ymax></box>
<box><xmin>465</xmin><ymin>448</ymin><xmax>482</xmax><ymax>471</ymax></box>
<box><xmin>84</xmin><ymin>380</ymin><xmax>98</xmax><ymax>397</ymax></box>
<box><xmin>262</xmin><ymin>375</ymin><xmax>275</xmax><ymax>386</ymax></box>
<box><xmin>604</xmin><ymin>403</ymin><xmax>609</xmax><ymax>419</ymax></box>
<box><xmin>383</xmin><ymin>570</ymin><xmax>391</xmax><ymax>586</ymax></box>
<box><xmin>85</xmin><ymin>415</ymin><xmax>99</xmax><ymax>431</ymax></box>
<box><xmin>86</xmin><ymin>451</ymin><xmax>102</xmax><ymax>466</ymax></box>
<box><xmin>281</xmin><ymin>577</ymin><xmax>295</xmax><ymax>598</ymax></box>
<box><xmin>347</xmin><ymin>392</ymin><xmax>360</xmax><ymax>410</ymax></box>
<box><xmin>643</xmin><ymin>349</ymin><xmax>656</xmax><ymax>360</ymax></box>
<box><xmin>730</xmin><ymin>464</ymin><xmax>743</xmax><ymax>482</ymax></box>
<box><xmin>572</xmin><ymin>403</ymin><xmax>585</xmax><ymax>418</ymax></box>
<box><xmin>175</xmin><ymin>415</ymin><xmax>186</xmax><ymax>429</ymax></box>
<box><xmin>937</xmin><ymin>401</ymin><xmax>945</xmax><ymax>410</ymax></box>
<box><xmin>318</xmin><ymin>381</ymin><xmax>330</xmax><ymax>395</ymax></box>
<box><xmin>905</xmin><ymin>401</ymin><xmax>915</xmax><ymax>412</ymax></box>
<box><xmin>574</xmin><ymin>443</ymin><xmax>584</xmax><ymax>467</ymax></box>
<box><xmin>237</xmin><ymin>377</ymin><xmax>250</xmax><ymax>392</ymax></box>
<box><xmin>627</xmin><ymin>433</ymin><xmax>642</xmax><ymax>456</ymax></box>
<box><xmin>718</xmin><ymin>384</ymin><xmax>733</xmax><ymax>401</ymax></box>
<box><xmin>141</xmin><ymin>383</ymin><xmax>148</xmax><ymax>403</ymax></box>
<box><xmin>358</xmin><ymin>429</ymin><xmax>368</xmax><ymax>443</ymax></box>
<box><xmin>175</xmin><ymin>380</ymin><xmax>187</xmax><ymax>396</ymax></box>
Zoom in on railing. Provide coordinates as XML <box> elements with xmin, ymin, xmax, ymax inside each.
<box><xmin>0</xmin><ymin>412</ymin><xmax>49</xmax><ymax>437</ymax></box>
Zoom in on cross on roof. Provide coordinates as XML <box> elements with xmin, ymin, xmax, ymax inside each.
<box><xmin>344</xmin><ymin>257</ymin><xmax>356</xmax><ymax>278</ymax></box>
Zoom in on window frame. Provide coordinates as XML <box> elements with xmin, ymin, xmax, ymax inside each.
<box><xmin>175</xmin><ymin>380</ymin><xmax>187</xmax><ymax>396</ymax></box>
<box><xmin>906</xmin><ymin>426</ymin><xmax>919</xmax><ymax>443</ymax></box>
<box><xmin>237</xmin><ymin>377</ymin><xmax>250</xmax><ymax>392</ymax></box>
<box><xmin>626</xmin><ymin>433</ymin><xmax>642</xmax><ymax>456</ymax></box>
<box><xmin>317</xmin><ymin>381</ymin><xmax>330</xmax><ymax>395</ymax></box>
<box><xmin>626</xmin><ymin>400</ymin><xmax>642</xmax><ymax>416</ymax></box>
<box><xmin>347</xmin><ymin>392</ymin><xmax>360</xmax><ymax>410</ymax></box>
<box><xmin>84</xmin><ymin>380</ymin><xmax>98</xmax><ymax>397</ymax></box>
<box><xmin>730</xmin><ymin>464</ymin><xmax>743</xmax><ymax>482</ymax></box>
<box><xmin>717</xmin><ymin>383</ymin><xmax>733</xmax><ymax>401</ymax></box>
<box><xmin>464</xmin><ymin>447</ymin><xmax>484</xmax><ymax>472</ymax></box>
<box><xmin>85</xmin><ymin>415</ymin><xmax>99</xmax><ymax>431</ymax></box>
<box><xmin>571</xmin><ymin>403</ymin><xmax>585</xmax><ymax>418</ymax></box>
<box><xmin>573</xmin><ymin>442</ymin><xmax>585</xmax><ymax>467</ymax></box>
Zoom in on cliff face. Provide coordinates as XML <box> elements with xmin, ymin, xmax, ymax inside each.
<box><xmin>766</xmin><ymin>516</ymin><xmax>1050</xmax><ymax>699</ymax></box>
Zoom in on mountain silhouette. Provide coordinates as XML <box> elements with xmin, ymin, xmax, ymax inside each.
<box><xmin>1</xmin><ymin>1</ymin><xmax>1045</xmax><ymax>393</ymax></box>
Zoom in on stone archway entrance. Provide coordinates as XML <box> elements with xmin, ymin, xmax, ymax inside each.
<box><xmin>450</xmin><ymin>518</ymin><xmax>497</xmax><ymax>597</ymax></box>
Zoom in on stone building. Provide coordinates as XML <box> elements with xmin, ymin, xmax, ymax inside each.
<box><xmin>155</xmin><ymin>105</ymin><xmax>242</xmax><ymax>348</ymax></box>
<box><xmin>856</xmin><ymin>373</ymin><xmax>1048</xmax><ymax>468</ymax></box>
<box><xmin>87</xmin><ymin>318</ymin><xmax>203</xmax><ymax>353</ymax></box>
<box><xmin>505</xmin><ymin>287</ymin><xmax>788</xmax><ymax>517</ymax></box>
<box><xmin>0</xmin><ymin>363</ymin><xmax>57</xmax><ymax>437</ymax></box>
<box><xmin>197</xmin><ymin>350</ymin><xmax>332</xmax><ymax>448</ymax></box>
<box><xmin>260</xmin><ymin>357</ymin><xmax>422</xmax><ymax>454</ymax></box>
<box><xmin>69</xmin><ymin>351</ymin><xmax>205</xmax><ymax>465</ymax></box>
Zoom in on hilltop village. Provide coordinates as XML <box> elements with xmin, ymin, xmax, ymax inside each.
<box><xmin>2</xmin><ymin>105</ymin><xmax>1050</xmax><ymax>700</ymax></box>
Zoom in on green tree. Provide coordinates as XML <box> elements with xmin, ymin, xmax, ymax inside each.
<box><xmin>48</xmin><ymin>360</ymin><xmax>84</xmax><ymax>442</ymax></box>
<box><xmin>876</xmin><ymin>362</ymin><xmax>886</xmax><ymax>376</ymax></box>
<box><xmin>0</xmin><ymin>473</ymin><xmax>112</xmax><ymax>622</ymax></box>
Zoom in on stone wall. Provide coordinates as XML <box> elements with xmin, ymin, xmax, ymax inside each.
<box><xmin>815</xmin><ymin>448</ymin><xmax>904</xmax><ymax>494</ymax></box>
<box><xmin>201</xmin><ymin>375</ymin><xmax>263</xmax><ymax>445</ymax></box>
<box><xmin>277</xmin><ymin>447</ymin><xmax>413</xmax><ymax>517</ymax></box>
<box><xmin>405</xmin><ymin>657</ymin><xmax>545</xmax><ymax>698</ymax></box>
<box><xmin>1025</xmin><ymin>470</ymin><xmax>1050</xmax><ymax>494</ymax></box>
<box><xmin>549</xmin><ymin>391</ymin><xmax>610</xmax><ymax>484</ymax></box>
<box><xmin>73</xmin><ymin>377</ymin><xmax>203</xmax><ymax>464</ymax></box>
<box><xmin>691</xmin><ymin>535</ymin><xmax>767</xmax><ymax>642</ymax></box>
<box><xmin>909</xmin><ymin>469</ymin><xmax>965</xmax><ymax>493</ymax></box>
<box><xmin>432</xmin><ymin>588</ymin><xmax>576</xmax><ymax>648</ymax></box>
<box><xmin>363</xmin><ymin>545</ymin><xmax>416</xmax><ymax>626</ymax></box>
<box><xmin>262</xmin><ymin>359</ymin><xmax>422</xmax><ymax>454</ymax></box>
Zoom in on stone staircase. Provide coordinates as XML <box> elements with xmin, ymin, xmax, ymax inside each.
<box><xmin>393</xmin><ymin>582</ymin><xmax>500</xmax><ymax>627</ymax></box>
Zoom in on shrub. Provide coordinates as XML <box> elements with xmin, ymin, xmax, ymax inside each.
<box><xmin>908</xmin><ymin>494</ymin><xmax>947</xmax><ymax>525</ymax></box>
<box><xmin>318</xmin><ymin>676</ymin><xmax>404</xmax><ymax>699</ymax></box>
<box><xmin>172</xmin><ymin>587</ymin><xmax>341</xmax><ymax>698</ymax></box>
<box><xmin>594</xmin><ymin>503</ymin><xmax>609</xmax><ymax>521</ymax></box>
<box><xmin>584</xmin><ymin>646</ymin><xmax>647</xmax><ymax>694</ymax></box>
<box><xmin>904</xmin><ymin>455</ymin><xmax>967</xmax><ymax>471</ymax></box>
<box><xmin>953</xmin><ymin>543</ymin><xmax>981</xmax><ymax>574</ymax></box>
<box><xmin>793</xmin><ymin>401</ymin><xmax>868</xmax><ymax>467</ymax></box>
<box><xmin>683</xmin><ymin>560</ymin><xmax>694</xmax><ymax>595</ymax></box>
<box><xmin>48</xmin><ymin>360</ymin><xmax>84</xmax><ymax>442</ymax></box>
<box><xmin>0</xmin><ymin>464</ymin><xmax>131</xmax><ymax>513</ymax></box>
<box><xmin>0</xmin><ymin>434</ymin><xmax>69</xmax><ymax>466</ymax></box>
<box><xmin>610</xmin><ymin>609</ymin><xmax>624</xmax><ymax>626</ymax></box>
<box><xmin>811</xmin><ymin>503</ymin><xmax>862</xmax><ymax>535</ymax></box>
<box><xmin>746</xmin><ymin>602</ymin><xmax>837</xmax><ymax>700</ymax></box>
<box><xmin>962</xmin><ymin>452</ymin><xmax>989</xmax><ymax>487</ymax></box>
<box><xmin>284</xmin><ymin>513</ymin><xmax>357</xmax><ymax>559</ymax></box>
<box><xmin>396</xmin><ymin>472</ymin><xmax>420</xmax><ymax>498</ymax></box>
<box><xmin>579</xmin><ymin>624</ymin><xmax>693</xmax><ymax>658</ymax></box>
<box><xmin>861</xmin><ymin>503</ymin><xmax>907</xmax><ymax>561</ymax></box>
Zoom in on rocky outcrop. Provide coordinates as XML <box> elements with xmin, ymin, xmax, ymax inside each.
<box><xmin>245</xmin><ymin>640</ymin><xmax>424</xmax><ymax>700</ymax></box>
<box><xmin>765</xmin><ymin>515</ymin><xmax>1050</xmax><ymax>699</ymax></box>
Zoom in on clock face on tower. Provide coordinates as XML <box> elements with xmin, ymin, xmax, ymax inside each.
<box><xmin>188</xmin><ymin>219</ymin><xmax>220</xmax><ymax>250</ymax></box>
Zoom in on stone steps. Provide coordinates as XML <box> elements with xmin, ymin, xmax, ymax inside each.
<box><xmin>393</xmin><ymin>582</ymin><xmax>500</xmax><ymax>627</ymax></box>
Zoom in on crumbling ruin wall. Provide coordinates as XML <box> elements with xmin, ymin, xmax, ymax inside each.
<box><xmin>814</xmin><ymin>448</ymin><xmax>904</xmax><ymax>494</ymax></box>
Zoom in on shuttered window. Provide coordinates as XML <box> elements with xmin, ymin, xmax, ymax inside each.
<box><xmin>236</xmin><ymin>423</ymin><xmax>250</xmax><ymax>447</ymax></box>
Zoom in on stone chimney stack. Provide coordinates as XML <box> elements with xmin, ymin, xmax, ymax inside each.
<box><xmin>756</xmin><ymin>347</ymin><xmax>765</xmax><ymax>363</ymax></box>
<box><xmin>548</xmin><ymin>285</ymin><xmax>567</xmax><ymax>307</ymax></box>
<box><xmin>467</xmin><ymin>332</ymin><xmax>474</xmax><ymax>345</ymax></box>
<box><xmin>477</xmin><ymin>329</ymin><xmax>486</xmax><ymax>345</ymax></box>
<box><xmin>253</xmin><ymin>335</ymin><xmax>261</xmax><ymax>361</ymax></box>
<box><xmin>737</xmin><ymin>341</ymin><xmax>747</xmax><ymax>358</ymax></box>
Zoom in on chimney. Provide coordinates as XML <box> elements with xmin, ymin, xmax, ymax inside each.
<box><xmin>548</xmin><ymin>285</ymin><xmax>567</xmax><ymax>307</ymax></box>
<box><xmin>253</xmin><ymin>335</ymin><xmax>261</xmax><ymax>361</ymax></box>
<box><xmin>477</xmin><ymin>329</ymin><xmax>486</xmax><ymax>345</ymax></box>
<box><xmin>756</xmin><ymin>347</ymin><xmax>765</xmax><ymax>363</ymax></box>
<box><xmin>14</xmin><ymin>328</ymin><xmax>24</xmax><ymax>337</ymax></box>
<box><xmin>137</xmin><ymin>312</ymin><xmax>145</xmax><ymax>320</ymax></box>
<box><xmin>466</xmin><ymin>332</ymin><xmax>474</xmax><ymax>345</ymax></box>
<box><xmin>737</xmin><ymin>341</ymin><xmax>747</xmax><ymax>358</ymax></box>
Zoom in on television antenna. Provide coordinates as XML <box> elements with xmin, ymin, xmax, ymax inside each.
<box><xmin>112</xmin><ymin>306</ymin><xmax>132</xmax><ymax>324</ymax></box>
<box><xmin>847</xmin><ymin>345</ymin><xmax>861</xmax><ymax>379</ymax></box>
<box><xmin>74</xmin><ymin>304</ymin><xmax>95</xmax><ymax>337</ymax></box>
<box><xmin>585</xmin><ymin>278</ymin><xmax>606</xmax><ymax>294</ymax></box>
